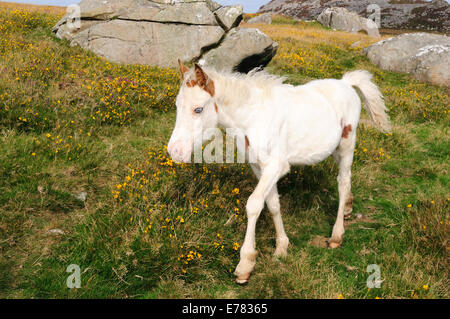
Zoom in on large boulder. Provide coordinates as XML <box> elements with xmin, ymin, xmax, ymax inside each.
<box><xmin>365</xmin><ymin>33</ymin><xmax>450</xmax><ymax>86</ymax></box>
<box><xmin>199</xmin><ymin>28</ymin><xmax>279</xmax><ymax>73</ymax></box>
<box><xmin>317</xmin><ymin>7</ymin><xmax>379</xmax><ymax>37</ymax></box>
<box><xmin>247</xmin><ymin>13</ymin><xmax>272</xmax><ymax>24</ymax></box>
<box><xmin>258</xmin><ymin>0</ymin><xmax>450</xmax><ymax>32</ymax></box>
<box><xmin>53</xmin><ymin>0</ymin><xmax>277</xmax><ymax>72</ymax></box>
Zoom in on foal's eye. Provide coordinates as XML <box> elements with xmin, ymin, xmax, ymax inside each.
<box><xmin>194</xmin><ymin>107</ymin><xmax>203</xmax><ymax>114</ymax></box>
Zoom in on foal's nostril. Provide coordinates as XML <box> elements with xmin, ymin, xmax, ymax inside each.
<box><xmin>168</xmin><ymin>140</ymin><xmax>191</xmax><ymax>162</ymax></box>
<box><xmin>168</xmin><ymin>141</ymin><xmax>182</xmax><ymax>160</ymax></box>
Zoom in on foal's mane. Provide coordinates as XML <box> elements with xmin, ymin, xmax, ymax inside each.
<box><xmin>184</xmin><ymin>67</ymin><xmax>287</xmax><ymax>107</ymax></box>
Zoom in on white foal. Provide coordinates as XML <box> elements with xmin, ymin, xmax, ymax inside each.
<box><xmin>167</xmin><ymin>60</ymin><xmax>391</xmax><ymax>284</ymax></box>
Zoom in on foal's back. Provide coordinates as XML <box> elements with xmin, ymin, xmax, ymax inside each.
<box><xmin>266</xmin><ymin>78</ymin><xmax>361</xmax><ymax>165</ymax></box>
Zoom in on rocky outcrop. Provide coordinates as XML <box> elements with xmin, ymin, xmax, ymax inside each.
<box><xmin>365</xmin><ymin>33</ymin><xmax>450</xmax><ymax>86</ymax></box>
<box><xmin>247</xmin><ymin>13</ymin><xmax>272</xmax><ymax>24</ymax></box>
<box><xmin>258</xmin><ymin>0</ymin><xmax>450</xmax><ymax>31</ymax></box>
<box><xmin>199</xmin><ymin>28</ymin><xmax>279</xmax><ymax>73</ymax></box>
<box><xmin>317</xmin><ymin>7</ymin><xmax>380</xmax><ymax>37</ymax></box>
<box><xmin>53</xmin><ymin>0</ymin><xmax>278</xmax><ymax>72</ymax></box>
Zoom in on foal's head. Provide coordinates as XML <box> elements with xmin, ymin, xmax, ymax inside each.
<box><xmin>167</xmin><ymin>60</ymin><xmax>218</xmax><ymax>163</ymax></box>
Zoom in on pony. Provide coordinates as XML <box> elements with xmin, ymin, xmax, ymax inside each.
<box><xmin>167</xmin><ymin>60</ymin><xmax>391</xmax><ymax>284</ymax></box>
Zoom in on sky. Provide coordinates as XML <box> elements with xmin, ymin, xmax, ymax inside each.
<box><xmin>0</xmin><ymin>0</ymin><xmax>270</xmax><ymax>13</ymax></box>
<box><xmin>0</xmin><ymin>0</ymin><xmax>448</xmax><ymax>14</ymax></box>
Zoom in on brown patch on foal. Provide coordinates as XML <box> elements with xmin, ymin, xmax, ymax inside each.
<box><xmin>178</xmin><ymin>61</ymin><xmax>215</xmax><ymax>97</ymax></box>
<box><xmin>186</xmin><ymin>79</ymin><xmax>197</xmax><ymax>88</ymax></box>
<box><xmin>214</xmin><ymin>103</ymin><xmax>218</xmax><ymax>113</ymax></box>
<box><xmin>245</xmin><ymin>136</ymin><xmax>250</xmax><ymax>150</ymax></box>
<box><xmin>341</xmin><ymin>124</ymin><xmax>352</xmax><ymax>138</ymax></box>
<box><xmin>194</xmin><ymin>64</ymin><xmax>215</xmax><ymax>97</ymax></box>
<box><xmin>204</xmin><ymin>79</ymin><xmax>215</xmax><ymax>97</ymax></box>
<box><xmin>177</xmin><ymin>59</ymin><xmax>189</xmax><ymax>81</ymax></box>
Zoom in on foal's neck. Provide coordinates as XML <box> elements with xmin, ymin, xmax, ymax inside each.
<box><xmin>212</xmin><ymin>72</ymin><xmax>255</xmax><ymax>130</ymax></box>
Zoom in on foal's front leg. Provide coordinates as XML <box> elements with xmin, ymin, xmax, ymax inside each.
<box><xmin>235</xmin><ymin>161</ymin><xmax>284</xmax><ymax>284</ymax></box>
<box><xmin>250</xmin><ymin>164</ymin><xmax>289</xmax><ymax>257</ymax></box>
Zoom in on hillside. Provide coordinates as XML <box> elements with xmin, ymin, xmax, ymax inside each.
<box><xmin>0</xmin><ymin>3</ymin><xmax>448</xmax><ymax>298</ymax></box>
<box><xmin>258</xmin><ymin>0</ymin><xmax>450</xmax><ymax>31</ymax></box>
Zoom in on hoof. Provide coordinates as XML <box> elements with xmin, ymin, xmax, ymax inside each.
<box><xmin>274</xmin><ymin>247</ymin><xmax>288</xmax><ymax>258</ymax></box>
<box><xmin>328</xmin><ymin>237</ymin><xmax>342</xmax><ymax>249</ymax></box>
<box><xmin>274</xmin><ymin>237</ymin><xmax>289</xmax><ymax>257</ymax></box>
<box><xmin>235</xmin><ymin>273</ymin><xmax>251</xmax><ymax>285</ymax></box>
<box><xmin>234</xmin><ymin>257</ymin><xmax>256</xmax><ymax>285</ymax></box>
<box><xmin>328</xmin><ymin>241</ymin><xmax>341</xmax><ymax>249</ymax></box>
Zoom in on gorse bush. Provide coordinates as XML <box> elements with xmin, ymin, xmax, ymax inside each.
<box><xmin>0</xmin><ymin>6</ymin><xmax>179</xmax><ymax>134</ymax></box>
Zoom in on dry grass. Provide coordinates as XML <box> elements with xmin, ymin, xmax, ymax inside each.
<box><xmin>0</xmin><ymin>1</ymin><xmax>66</xmax><ymax>15</ymax></box>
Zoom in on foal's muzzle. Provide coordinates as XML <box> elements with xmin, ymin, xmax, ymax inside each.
<box><xmin>167</xmin><ymin>140</ymin><xmax>192</xmax><ymax>163</ymax></box>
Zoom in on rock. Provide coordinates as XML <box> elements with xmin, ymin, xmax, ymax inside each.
<box><xmin>247</xmin><ymin>13</ymin><xmax>273</xmax><ymax>24</ymax></box>
<box><xmin>365</xmin><ymin>33</ymin><xmax>450</xmax><ymax>86</ymax></box>
<box><xmin>53</xmin><ymin>0</ymin><xmax>277</xmax><ymax>71</ymax></box>
<box><xmin>118</xmin><ymin>1</ymin><xmax>218</xmax><ymax>25</ymax></box>
<box><xmin>206</xmin><ymin>0</ymin><xmax>223</xmax><ymax>12</ymax></box>
<box><xmin>214</xmin><ymin>5</ymin><xmax>243</xmax><ymax>30</ymax></box>
<box><xmin>258</xmin><ymin>0</ymin><xmax>450</xmax><ymax>32</ymax></box>
<box><xmin>74</xmin><ymin>192</ymin><xmax>87</xmax><ymax>202</ymax></box>
<box><xmin>80</xmin><ymin>19</ymin><xmax>224</xmax><ymax>67</ymax></box>
<box><xmin>199</xmin><ymin>27</ymin><xmax>279</xmax><ymax>73</ymax></box>
<box><xmin>317</xmin><ymin>7</ymin><xmax>380</xmax><ymax>37</ymax></box>
<box><xmin>46</xmin><ymin>229</ymin><xmax>65</xmax><ymax>235</ymax></box>
<box><xmin>37</xmin><ymin>185</ymin><xmax>45</xmax><ymax>194</ymax></box>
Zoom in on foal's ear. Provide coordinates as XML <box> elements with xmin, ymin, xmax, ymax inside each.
<box><xmin>194</xmin><ymin>64</ymin><xmax>215</xmax><ymax>96</ymax></box>
<box><xmin>194</xmin><ymin>64</ymin><xmax>209</xmax><ymax>87</ymax></box>
<box><xmin>178</xmin><ymin>59</ymin><xmax>189</xmax><ymax>81</ymax></box>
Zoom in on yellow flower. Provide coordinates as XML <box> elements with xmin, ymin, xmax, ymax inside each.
<box><xmin>31</xmin><ymin>152</ymin><xmax>36</xmax><ymax>156</ymax></box>
<box><xmin>337</xmin><ymin>293</ymin><xmax>344</xmax><ymax>299</ymax></box>
<box><xmin>422</xmin><ymin>285</ymin><xmax>429</xmax><ymax>290</ymax></box>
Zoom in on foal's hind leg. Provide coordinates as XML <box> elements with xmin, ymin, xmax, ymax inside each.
<box><xmin>250</xmin><ymin>164</ymin><xmax>289</xmax><ymax>257</ymax></box>
<box><xmin>329</xmin><ymin>133</ymin><xmax>356</xmax><ymax>249</ymax></box>
<box><xmin>266</xmin><ymin>186</ymin><xmax>289</xmax><ymax>257</ymax></box>
<box><xmin>332</xmin><ymin>154</ymin><xmax>353</xmax><ymax>219</ymax></box>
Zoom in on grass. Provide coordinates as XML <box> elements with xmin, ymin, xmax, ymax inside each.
<box><xmin>0</xmin><ymin>4</ymin><xmax>448</xmax><ymax>299</ymax></box>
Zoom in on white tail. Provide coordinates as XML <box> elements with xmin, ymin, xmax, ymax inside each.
<box><xmin>343</xmin><ymin>70</ymin><xmax>392</xmax><ymax>133</ymax></box>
